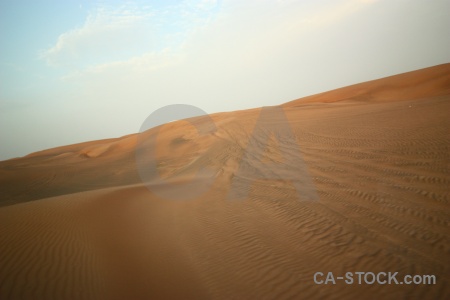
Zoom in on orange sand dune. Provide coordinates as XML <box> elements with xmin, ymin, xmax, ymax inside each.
<box><xmin>284</xmin><ymin>63</ymin><xmax>450</xmax><ymax>105</ymax></box>
<box><xmin>1</xmin><ymin>64</ymin><xmax>449</xmax><ymax>299</ymax></box>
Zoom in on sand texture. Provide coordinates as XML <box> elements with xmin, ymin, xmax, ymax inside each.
<box><xmin>1</xmin><ymin>64</ymin><xmax>449</xmax><ymax>299</ymax></box>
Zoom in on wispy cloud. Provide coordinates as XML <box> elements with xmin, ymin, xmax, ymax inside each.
<box><xmin>62</xmin><ymin>48</ymin><xmax>184</xmax><ymax>81</ymax></box>
<box><xmin>57</xmin><ymin>0</ymin><xmax>386</xmax><ymax>108</ymax></box>
<box><xmin>40</xmin><ymin>1</ymin><xmax>219</xmax><ymax>69</ymax></box>
<box><xmin>40</xmin><ymin>4</ymin><xmax>156</xmax><ymax>67</ymax></box>
<box><xmin>42</xmin><ymin>0</ymin><xmax>378</xmax><ymax>76</ymax></box>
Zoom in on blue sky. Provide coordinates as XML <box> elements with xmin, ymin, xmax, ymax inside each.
<box><xmin>1</xmin><ymin>0</ymin><xmax>449</xmax><ymax>160</ymax></box>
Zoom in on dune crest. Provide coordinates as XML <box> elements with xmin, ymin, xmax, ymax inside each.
<box><xmin>284</xmin><ymin>63</ymin><xmax>450</xmax><ymax>105</ymax></box>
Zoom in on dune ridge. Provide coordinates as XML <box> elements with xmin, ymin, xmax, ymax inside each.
<box><xmin>1</xmin><ymin>64</ymin><xmax>449</xmax><ymax>299</ymax></box>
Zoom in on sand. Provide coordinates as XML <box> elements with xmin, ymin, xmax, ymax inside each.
<box><xmin>1</xmin><ymin>64</ymin><xmax>449</xmax><ymax>299</ymax></box>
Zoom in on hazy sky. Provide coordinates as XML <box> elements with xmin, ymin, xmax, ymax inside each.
<box><xmin>1</xmin><ymin>0</ymin><xmax>449</xmax><ymax>160</ymax></box>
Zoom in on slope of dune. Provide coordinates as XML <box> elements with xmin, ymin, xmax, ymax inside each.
<box><xmin>284</xmin><ymin>63</ymin><xmax>450</xmax><ymax>105</ymax></box>
<box><xmin>1</xmin><ymin>64</ymin><xmax>449</xmax><ymax>299</ymax></box>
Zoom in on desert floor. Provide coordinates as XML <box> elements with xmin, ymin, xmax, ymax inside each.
<box><xmin>1</xmin><ymin>64</ymin><xmax>449</xmax><ymax>299</ymax></box>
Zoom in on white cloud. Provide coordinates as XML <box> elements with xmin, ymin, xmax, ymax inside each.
<box><xmin>42</xmin><ymin>5</ymin><xmax>154</xmax><ymax>66</ymax></box>
<box><xmin>46</xmin><ymin>0</ymin><xmax>350</xmax><ymax>72</ymax></box>
<box><xmin>58</xmin><ymin>0</ymin><xmax>387</xmax><ymax>113</ymax></box>
<box><xmin>62</xmin><ymin>48</ymin><xmax>184</xmax><ymax>81</ymax></box>
<box><xmin>41</xmin><ymin>1</ymin><xmax>219</xmax><ymax>69</ymax></box>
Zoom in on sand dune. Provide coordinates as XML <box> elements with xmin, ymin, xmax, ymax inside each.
<box><xmin>1</xmin><ymin>64</ymin><xmax>449</xmax><ymax>299</ymax></box>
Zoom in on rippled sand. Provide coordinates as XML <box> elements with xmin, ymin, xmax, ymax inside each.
<box><xmin>1</xmin><ymin>64</ymin><xmax>449</xmax><ymax>299</ymax></box>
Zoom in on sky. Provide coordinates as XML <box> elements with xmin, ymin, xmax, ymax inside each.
<box><xmin>1</xmin><ymin>0</ymin><xmax>449</xmax><ymax>161</ymax></box>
